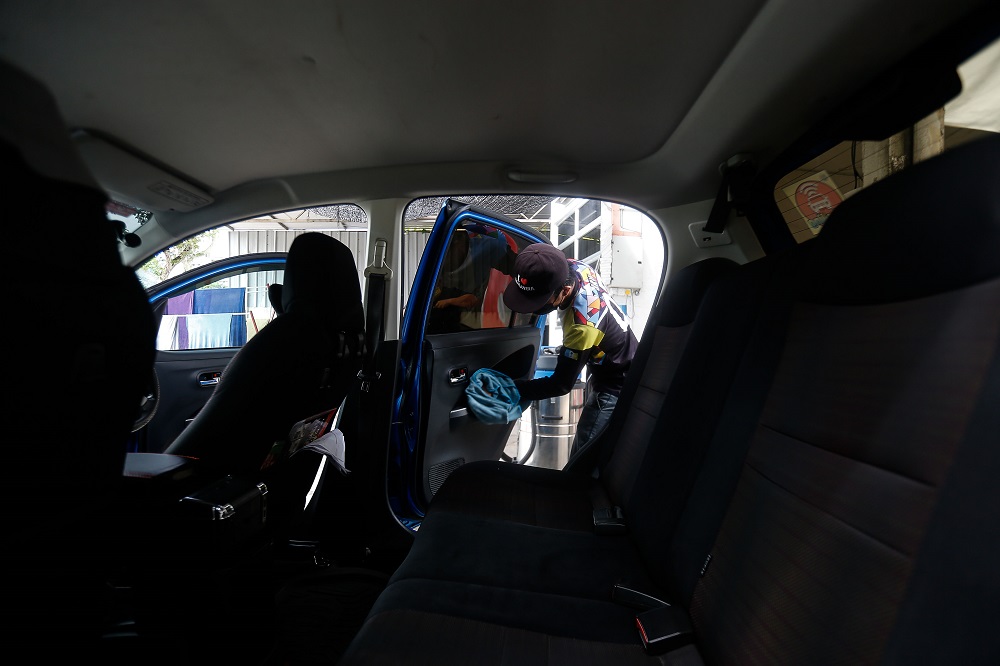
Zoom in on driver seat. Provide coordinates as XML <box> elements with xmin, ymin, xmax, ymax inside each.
<box><xmin>165</xmin><ymin>232</ymin><xmax>365</xmax><ymax>477</ymax></box>
<box><xmin>3</xmin><ymin>59</ymin><xmax>157</xmax><ymax>660</ymax></box>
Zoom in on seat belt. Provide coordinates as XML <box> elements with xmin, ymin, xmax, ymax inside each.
<box><xmin>703</xmin><ymin>154</ymin><xmax>755</xmax><ymax>234</ymax></box>
<box><xmin>611</xmin><ymin>584</ymin><xmax>695</xmax><ymax>656</ymax></box>
<box><xmin>589</xmin><ymin>483</ymin><xmax>626</xmax><ymax>535</ymax></box>
<box><xmin>360</xmin><ymin>238</ymin><xmax>392</xmax><ymax>393</ymax></box>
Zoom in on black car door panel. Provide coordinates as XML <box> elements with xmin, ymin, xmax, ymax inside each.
<box><xmin>144</xmin><ymin>349</ymin><xmax>234</xmax><ymax>453</ymax></box>
<box><xmin>419</xmin><ymin>327</ymin><xmax>541</xmax><ymax>502</ymax></box>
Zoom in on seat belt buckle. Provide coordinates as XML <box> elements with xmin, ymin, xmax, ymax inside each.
<box><xmin>593</xmin><ymin>506</ymin><xmax>626</xmax><ymax>535</ymax></box>
<box><xmin>634</xmin><ymin>604</ymin><xmax>695</xmax><ymax>655</ymax></box>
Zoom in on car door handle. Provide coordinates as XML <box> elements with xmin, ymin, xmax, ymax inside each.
<box><xmin>450</xmin><ymin>407</ymin><xmax>469</xmax><ymax>419</ymax></box>
<box><xmin>198</xmin><ymin>371</ymin><xmax>221</xmax><ymax>387</ymax></box>
<box><xmin>448</xmin><ymin>367</ymin><xmax>468</xmax><ymax>385</ymax></box>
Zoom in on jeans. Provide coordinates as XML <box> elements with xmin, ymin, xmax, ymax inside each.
<box><xmin>571</xmin><ymin>390</ymin><xmax>618</xmax><ymax>456</ymax></box>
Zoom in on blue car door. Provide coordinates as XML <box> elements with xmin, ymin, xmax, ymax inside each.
<box><xmin>389</xmin><ymin>199</ymin><xmax>551</xmax><ymax>521</ymax></box>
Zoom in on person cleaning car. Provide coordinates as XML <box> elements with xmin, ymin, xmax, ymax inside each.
<box><xmin>502</xmin><ymin>243</ymin><xmax>638</xmax><ymax>455</ymax></box>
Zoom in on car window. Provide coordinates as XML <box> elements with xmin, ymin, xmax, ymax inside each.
<box><xmin>155</xmin><ymin>268</ymin><xmax>283</xmax><ymax>351</ymax></box>
<box><xmin>132</xmin><ymin>205</ymin><xmax>368</xmax><ymax>350</ymax></box>
<box><xmin>135</xmin><ymin>205</ymin><xmax>368</xmax><ymax>289</ymax></box>
<box><xmin>775</xmin><ymin>39</ymin><xmax>1000</xmax><ymax>244</ymax></box>
<box><xmin>404</xmin><ymin>195</ymin><xmax>664</xmax><ymax>342</ymax></box>
<box><xmin>426</xmin><ymin>223</ymin><xmax>534</xmax><ymax>334</ymax></box>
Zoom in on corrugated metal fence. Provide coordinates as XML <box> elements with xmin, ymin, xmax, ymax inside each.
<box><xmin>227</xmin><ymin>229</ymin><xmax>430</xmax><ymax>309</ymax></box>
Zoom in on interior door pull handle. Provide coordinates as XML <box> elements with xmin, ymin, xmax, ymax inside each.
<box><xmin>448</xmin><ymin>367</ymin><xmax>468</xmax><ymax>385</ymax></box>
<box><xmin>450</xmin><ymin>407</ymin><xmax>469</xmax><ymax>419</ymax></box>
<box><xmin>198</xmin><ymin>372</ymin><xmax>221</xmax><ymax>387</ymax></box>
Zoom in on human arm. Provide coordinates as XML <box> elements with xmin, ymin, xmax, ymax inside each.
<box><xmin>515</xmin><ymin>316</ymin><xmax>606</xmax><ymax>400</ymax></box>
<box><xmin>494</xmin><ymin>244</ymin><xmax>518</xmax><ymax>277</ymax></box>
<box><xmin>514</xmin><ymin>345</ymin><xmax>592</xmax><ymax>401</ymax></box>
<box><xmin>433</xmin><ymin>293</ymin><xmax>479</xmax><ymax>309</ymax></box>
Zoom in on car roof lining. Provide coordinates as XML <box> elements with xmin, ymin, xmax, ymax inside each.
<box><xmin>0</xmin><ymin>1</ymin><xmax>768</xmax><ymax>189</ymax></box>
<box><xmin>0</xmin><ymin>0</ymin><xmax>993</xmax><ymax>256</ymax></box>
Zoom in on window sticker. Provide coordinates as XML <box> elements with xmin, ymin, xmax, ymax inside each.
<box><xmin>782</xmin><ymin>170</ymin><xmax>845</xmax><ymax>236</ymax></box>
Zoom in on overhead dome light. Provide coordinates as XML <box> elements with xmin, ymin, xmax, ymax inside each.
<box><xmin>505</xmin><ymin>169</ymin><xmax>578</xmax><ymax>184</ymax></box>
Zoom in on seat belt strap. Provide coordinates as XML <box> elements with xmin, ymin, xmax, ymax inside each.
<box><xmin>360</xmin><ymin>238</ymin><xmax>392</xmax><ymax>393</ymax></box>
<box><xmin>589</xmin><ymin>483</ymin><xmax>626</xmax><ymax>535</ymax></box>
<box><xmin>703</xmin><ymin>155</ymin><xmax>755</xmax><ymax>234</ymax></box>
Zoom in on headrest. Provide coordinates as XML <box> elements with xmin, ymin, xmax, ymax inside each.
<box><xmin>0</xmin><ymin>59</ymin><xmax>100</xmax><ymax>191</ymax></box>
<box><xmin>268</xmin><ymin>283</ymin><xmax>284</xmax><ymax>315</ymax></box>
<box><xmin>1</xmin><ymin>60</ymin><xmax>121</xmax><ymax>270</ymax></box>
<box><xmin>281</xmin><ymin>232</ymin><xmax>365</xmax><ymax>332</ymax></box>
<box><xmin>805</xmin><ymin>134</ymin><xmax>1000</xmax><ymax>305</ymax></box>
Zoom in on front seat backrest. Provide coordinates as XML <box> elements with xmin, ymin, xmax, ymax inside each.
<box><xmin>2</xmin><ymin>58</ymin><xmax>157</xmax><ymax>658</ymax></box>
<box><xmin>165</xmin><ymin>232</ymin><xmax>365</xmax><ymax>476</ymax></box>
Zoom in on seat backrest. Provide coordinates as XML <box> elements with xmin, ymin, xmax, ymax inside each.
<box><xmin>3</xmin><ymin>62</ymin><xmax>157</xmax><ymax>516</ymax></box>
<box><xmin>614</xmin><ymin>252</ymin><xmax>786</xmax><ymax>584</ymax></box>
<box><xmin>165</xmin><ymin>232</ymin><xmax>365</xmax><ymax>476</ymax></box>
<box><xmin>673</xmin><ymin>135</ymin><xmax>1000</xmax><ymax>664</ymax></box>
<box><xmin>570</xmin><ymin>256</ymin><xmax>739</xmax><ymax>479</ymax></box>
<box><xmin>594</xmin><ymin>257</ymin><xmax>755</xmax><ymax>502</ymax></box>
<box><xmin>3</xmin><ymin>60</ymin><xmax>156</xmax><ymax>511</ymax></box>
<box><xmin>3</xmin><ymin>58</ymin><xmax>157</xmax><ymax>656</ymax></box>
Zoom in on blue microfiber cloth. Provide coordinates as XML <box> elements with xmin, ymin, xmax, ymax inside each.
<box><xmin>465</xmin><ymin>368</ymin><xmax>529</xmax><ymax>425</ymax></box>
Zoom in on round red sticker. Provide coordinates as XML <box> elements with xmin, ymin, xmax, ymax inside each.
<box><xmin>795</xmin><ymin>180</ymin><xmax>842</xmax><ymax>220</ymax></box>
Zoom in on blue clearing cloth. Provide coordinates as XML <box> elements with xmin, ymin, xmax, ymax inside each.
<box><xmin>465</xmin><ymin>368</ymin><xmax>528</xmax><ymax>425</ymax></box>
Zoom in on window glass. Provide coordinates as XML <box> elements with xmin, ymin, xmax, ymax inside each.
<box><xmin>774</xmin><ymin>36</ymin><xmax>999</xmax><ymax>243</ymax></box>
<box><xmin>403</xmin><ymin>195</ymin><xmax>664</xmax><ymax>342</ymax></box>
<box><xmin>426</xmin><ymin>223</ymin><xmax>534</xmax><ymax>334</ymax></box>
<box><xmin>156</xmin><ymin>268</ymin><xmax>283</xmax><ymax>350</ymax></box>
<box><xmin>135</xmin><ymin>205</ymin><xmax>367</xmax><ymax>289</ymax></box>
<box><xmin>136</xmin><ymin>205</ymin><xmax>368</xmax><ymax>350</ymax></box>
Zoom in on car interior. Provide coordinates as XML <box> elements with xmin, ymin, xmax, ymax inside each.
<box><xmin>2</xmin><ymin>1</ymin><xmax>998</xmax><ymax>664</ymax></box>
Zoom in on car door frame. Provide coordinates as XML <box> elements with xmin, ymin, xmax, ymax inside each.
<box><xmin>389</xmin><ymin>199</ymin><xmax>552</xmax><ymax>520</ymax></box>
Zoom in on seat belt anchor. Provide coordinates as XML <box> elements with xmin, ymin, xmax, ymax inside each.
<box><xmin>363</xmin><ymin>238</ymin><xmax>393</xmax><ymax>280</ymax></box>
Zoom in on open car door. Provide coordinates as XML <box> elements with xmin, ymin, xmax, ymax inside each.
<box><xmin>390</xmin><ymin>200</ymin><xmax>551</xmax><ymax>520</ymax></box>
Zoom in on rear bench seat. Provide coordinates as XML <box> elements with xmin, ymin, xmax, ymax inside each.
<box><xmin>426</xmin><ymin>254</ymin><xmax>743</xmax><ymax>532</ymax></box>
<box><xmin>378</xmin><ymin>253</ymin><xmax>779</xmax><ymax>604</ymax></box>
<box><xmin>340</xmin><ymin>135</ymin><xmax>1000</xmax><ymax>664</ymax></box>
